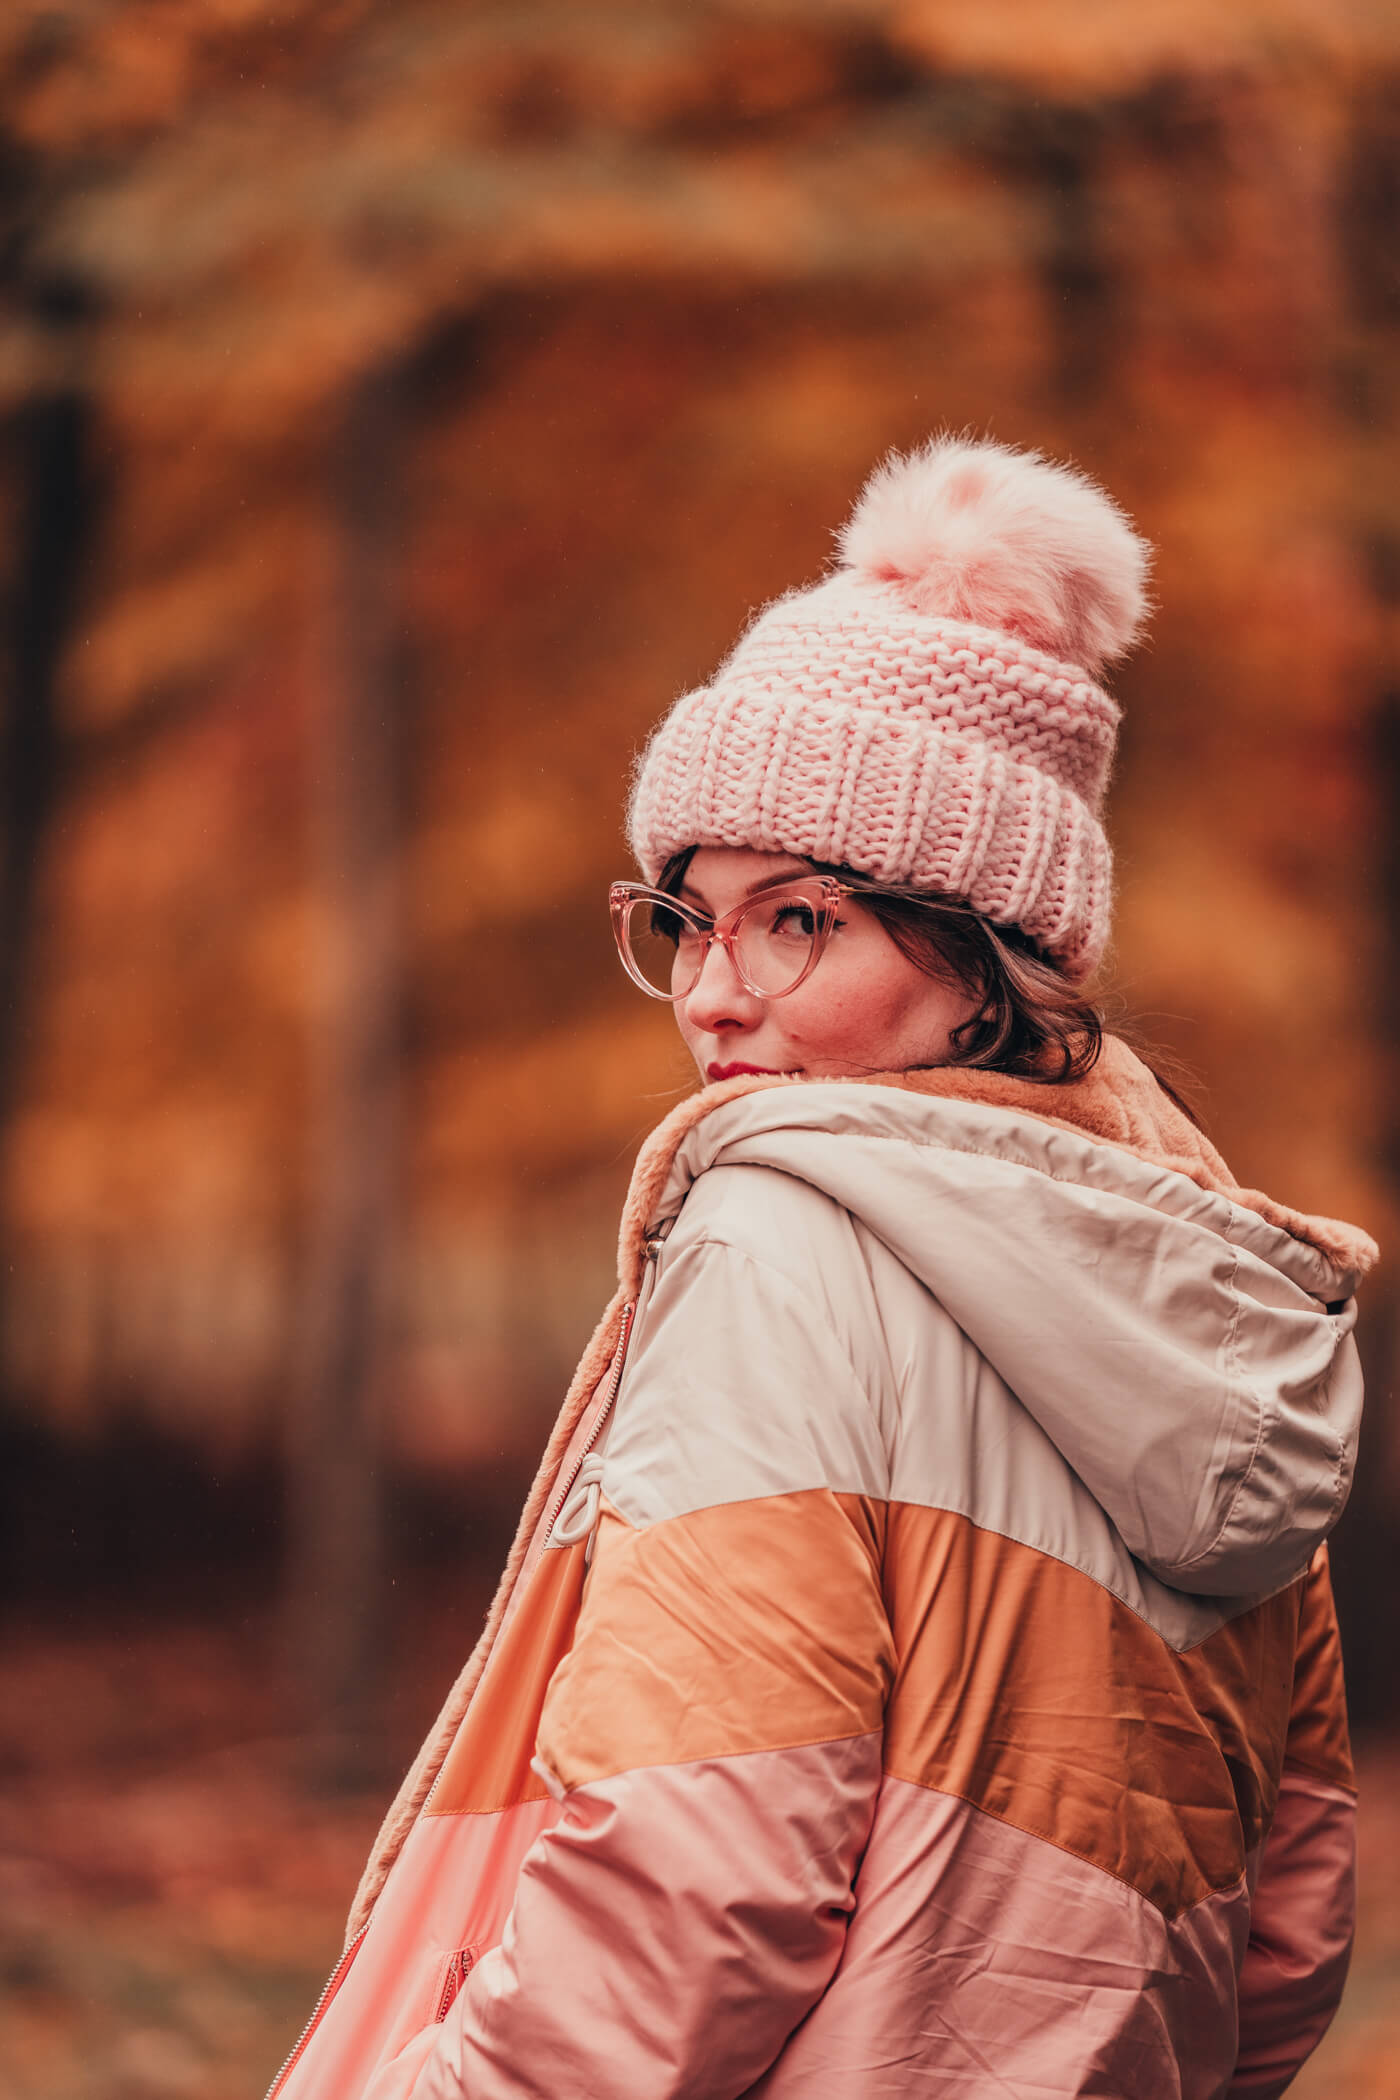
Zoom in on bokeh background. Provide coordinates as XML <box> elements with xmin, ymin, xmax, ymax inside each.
<box><xmin>2</xmin><ymin>2</ymin><xmax>1399</xmax><ymax>2095</ymax></box>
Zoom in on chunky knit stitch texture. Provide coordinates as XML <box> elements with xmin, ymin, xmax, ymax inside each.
<box><xmin>628</xmin><ymin>437</ymin><xmax>1151</xmax><ymax>981</ymax></box>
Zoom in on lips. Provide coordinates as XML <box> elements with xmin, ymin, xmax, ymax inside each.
<box><xmin>706</xmin><ymin>1061</ymin><xmax>785</xmax><ymax>1082</ymax></box>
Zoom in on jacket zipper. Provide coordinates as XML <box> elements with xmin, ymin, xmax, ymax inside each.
<box><xmin>544</xmin><ymin>1227</ymin><xmax>667</xmax><ymax>1541</ymax></box>
<box><xmin>264</xmin><ymin>1920</ymin><xmax>369</xmax><ymax>2100</ymax></box>
<box><xmin>545</xmin><ymin>1296</ymin><xmax>637</xmax><ymax>1537</ymax></box>
<box><xmin>434</xmin><ymin>1945</ymin><xmax>475</xmax><ymax>2021</ymax></box>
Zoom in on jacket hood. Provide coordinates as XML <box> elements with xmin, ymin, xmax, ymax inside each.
<box><xmin>635</xmin><ymin>1040</ymin><xmax>1372</xmax><ymax>1600</ymax></box>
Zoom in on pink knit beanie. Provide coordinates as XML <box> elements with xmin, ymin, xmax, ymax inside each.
<box><xmin>627</xmin><ymin>435</ymin><xmax>1151</xmax><ymax>981</ymax></box>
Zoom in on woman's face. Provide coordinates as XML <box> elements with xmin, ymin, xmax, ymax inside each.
<box><xmin>673</xmin><ymin>847</ymin><xmax>981</xmax><ymax>1084</ymax></box>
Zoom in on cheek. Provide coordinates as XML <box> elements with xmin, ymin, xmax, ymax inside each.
<box><xmin>784</xmin><ymin>956</ymin><xmax>923</xmax><ymax>1047</ymax></box>
<box><xmin>782</xmin><ymin>947</ymin><xmax>967</xmax><ymax>1062</ymax></box>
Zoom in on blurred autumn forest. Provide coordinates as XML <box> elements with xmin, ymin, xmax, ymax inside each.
<box><xmin>2</xmin><ymin>1</ymin><xmax>1400</xmax><ymax>2095</ymax></box>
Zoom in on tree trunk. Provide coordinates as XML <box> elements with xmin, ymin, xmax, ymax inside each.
<box><xmin>286</xmin><ymin>365</ymin><xmax>405</xmax><ymax>1787</ymax></box>
<box><xmin>0</xmin><ymin>375</ymin><xmax>92</xmax><ymax>1592</ymax></box>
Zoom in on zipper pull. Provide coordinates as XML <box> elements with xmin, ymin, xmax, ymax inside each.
<box><xmin>434</xmin><ymin>1946</ymin><xmax>475</xmax><ymax>2022</ymax></box>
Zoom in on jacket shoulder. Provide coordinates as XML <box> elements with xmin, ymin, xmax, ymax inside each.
<box><xmin>669</xmin><ymin>1157</ymin><xmax>865</xmax><ymax>1279</ymax></box>
<box><xmin>606</xmin><ymin>1162</ymin><xmax>945</xmax><ymax>1526</ymax></box>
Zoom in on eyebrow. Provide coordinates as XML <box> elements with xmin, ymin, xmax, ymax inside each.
<box><xmin>678</xmin><ymin>864</ymin><xmax>812</xmax><ymax>908</ymax></box>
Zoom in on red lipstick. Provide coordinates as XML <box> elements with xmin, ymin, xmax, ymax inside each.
<box><xmin>707</xmin><ymin>1061</ymin><xmax>783</xmax><ymax>1081</ymax></box>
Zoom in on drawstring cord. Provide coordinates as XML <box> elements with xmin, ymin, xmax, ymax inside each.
<box><xmin>549</xmin><ymin>1453</ymin><xmax>607</xmax><ymax>1563</ymax></box>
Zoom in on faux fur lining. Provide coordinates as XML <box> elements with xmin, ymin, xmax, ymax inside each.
<box><xmin>344</xmin><ymin>1036</ymin><xmax>1375</xmax><ymax>1941</ymax></box>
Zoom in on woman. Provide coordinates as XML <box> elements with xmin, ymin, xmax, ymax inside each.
<box><xmin>272</xmin><ymin>436</ymin><xmax>1373</xmax><ymax>2100</ymax></box>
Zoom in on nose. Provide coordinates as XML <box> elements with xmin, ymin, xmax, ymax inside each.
<box><xmin>679</xmin><ymin>932</ymin><xmax>765</xmax><ymax>1036</ymax></box>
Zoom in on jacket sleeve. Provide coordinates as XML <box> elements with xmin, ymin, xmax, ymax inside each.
<box><xmin>407</xmin><ymin>1204</ymin><xmax>895</xmax><ymax>2100</ymax></box>
<box><xmin>1229</xmin><ymin>1546</ymin><xmax>1356</xmax><ymax>2099</ymax></box>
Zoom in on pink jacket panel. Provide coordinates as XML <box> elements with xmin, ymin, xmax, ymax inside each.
<box><xmin>1229</xmin><ymin>1770</ymin><xmax>1357</xmax><ymax>2098</ymax></box>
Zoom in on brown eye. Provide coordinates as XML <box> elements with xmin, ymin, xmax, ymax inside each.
<box><xmin>771</xmin><ymin>902</ymin><xmax>817</xmax><ymax>939</ymax></box>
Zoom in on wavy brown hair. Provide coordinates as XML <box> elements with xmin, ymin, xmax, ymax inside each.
<box><xmin>657</xmin><ymin>848</ymin><xmax>1103</xmax><ymax>1084</ymax></box>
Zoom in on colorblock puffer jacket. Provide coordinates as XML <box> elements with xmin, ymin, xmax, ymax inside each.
<box><xmin>270</xmin><ymin>1041</ymin><xmax>1373</xmax><ymax>2100</ymax></box>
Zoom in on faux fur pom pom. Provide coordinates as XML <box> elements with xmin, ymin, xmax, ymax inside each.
<box><xmin>837</xmin><ymin>434</ymin><xmax>1151</xmax><ymax>674</ymax></box>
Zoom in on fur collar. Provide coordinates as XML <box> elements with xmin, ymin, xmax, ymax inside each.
<box><xmin>618</xmin><ymin>1035</ymin><xmax>1377</xmax><ymax>1287</ymax></box>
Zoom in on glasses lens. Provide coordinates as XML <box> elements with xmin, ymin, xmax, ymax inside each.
<box><xmin>734</xmin><ymin>885</ymin><xmax>824</xmax><ymax>996</ymax></box>
<box><xmin>621</xmin><ymin>896</ymin><xmax>703</xmax><ymax>998</ymax></box>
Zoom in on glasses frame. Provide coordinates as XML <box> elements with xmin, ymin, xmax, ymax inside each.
<box><xmin>609</xmin><ymin>875</ymin><xmax>852</xmax><ymax>1003</ymax></box>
